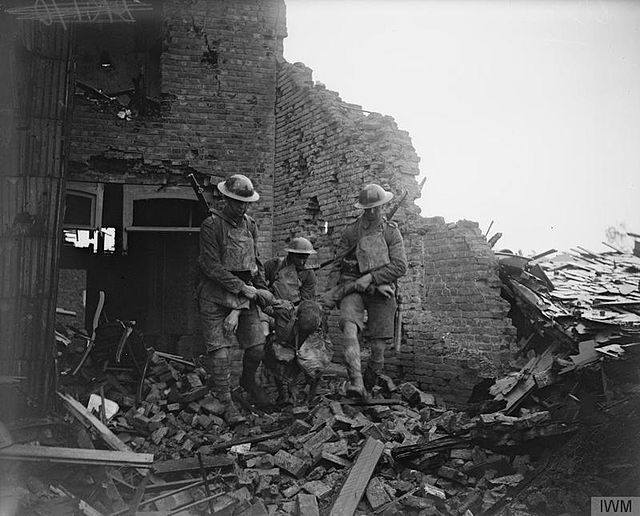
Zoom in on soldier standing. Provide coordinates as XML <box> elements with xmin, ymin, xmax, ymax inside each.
<box><xmin>197</xmin><ymin>174</ymin><xmax>270</xmax><ymax>424</ymax></box>
<box><xmin>335</xmin><ymin>184</ymin><xmax>407</xmax><ymax>399</ymax></box>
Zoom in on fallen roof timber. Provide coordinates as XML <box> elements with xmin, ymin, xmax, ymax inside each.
<box><xmin>0</xmin><ymin>444</ymin><xmax>153</xmax><ymax>468</ymax></box>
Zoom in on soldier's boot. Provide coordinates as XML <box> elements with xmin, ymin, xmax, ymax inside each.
<box><xmin>207</xmin><ymin>348</ymin><xmax>245</xmax><ymax>425</ymax></box>
<box><xmin>240</xmin><ymin>345</ymin><xmax>271</xmax><ymax>407</ymax></box>
<box><xmin>364</xmin><ymin>339</ymin><xmax>387</xmax><ymax>391</ymax></box>
<box><xmin>306</xmin><ymin>374</ymin><xmax>320</xmax><ymax>405</ymax></box>
<box><xmin>274</xmin><ymin>374</ymin><xmax>292</xmax><ymax>405</ymax></box>
<box><xmin>343</xmin><ymin>336</ymin><xmax>368</xmax><ymax>400</ymax></box>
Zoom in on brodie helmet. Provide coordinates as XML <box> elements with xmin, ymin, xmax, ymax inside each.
<box><xmin>354</xmin><ymin>183</ymin><xmax>393</xmax><ymax>209</ymax></box>
<box><xmin>217</xmin><ymin>174</ymin><xmax>260</xmax><ymax>202</ymax></box>
<box><xmin>284</xmin><ymin>237</ymin><xmax>317</xmax><ymax>255</ymax></box>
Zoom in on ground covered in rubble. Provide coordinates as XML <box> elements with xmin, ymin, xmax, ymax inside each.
<box><xmin>1</xmin><ymin>346</ymin><xmax>638</xmax><ymax>516</ymax></box>
<box><xmin>504</xmin><ymin>392</ymin><xmax>640</xmax><ymax>516</ymax></box>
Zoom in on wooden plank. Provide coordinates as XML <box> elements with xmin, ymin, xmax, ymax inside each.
<box><xmin>154</xmin><ymin>455</ymin><xmax>234</xmax><ymax>475</ymax></box>
<box><xmin>0</xmin><ymin>444</ymin><xmax>153</xmax><ymax>468</ymax></box>
<box><xmin>57</xmin><ymin>392</ymin><xmax>129</xmax><ymax>452</ymax></box>
<box><xmin>329</xmin><ymin>437</ymin><xmax>385</xmax><ymax>516</ymax></box>
<box><xmin>208</xmin><ymin>429</ymin><xmax>287</xmax><ymax>453</ymax></box>
<box><xmin>341</xmin><ymin>398</ymin><xmax>404</xmax><ymax>406</ymax></box>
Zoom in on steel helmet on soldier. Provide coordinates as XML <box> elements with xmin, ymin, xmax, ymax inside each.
<box><xmin>354</xmin><ymin>183</ymin><xmax>393</xmax><ymax>209</ymax></box>
<box><xmin>217</xmin><ymin>174</ymin><xmax>260</xmax><ymax>202</ymax></box>
<box><xmin>284</xmin><ymin>237</ymin><xmax>317</xmax><ymax>255</ymax></box>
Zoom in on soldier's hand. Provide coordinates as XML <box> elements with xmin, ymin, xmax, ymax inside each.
<box><xmin>355</xmin><ymin>273</ymin><xmax>373</xmax><ymax>292</ymax></box>
<box><xmin>223</xmin><ymin>309</ymin><xmax>240</xmax><ymax>336</ymax></box>
<box><xmin>376</xmin><ymin>284</ymin><xmax>394</xmax><ymax>298</ymax></box>
<box><xmin>241</xmin><ymin>284</ymin><xmax>258</xmax><ymax>300</ymax></box>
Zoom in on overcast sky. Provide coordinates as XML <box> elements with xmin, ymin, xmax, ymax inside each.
<box><xmin>283</xmin><ymin>0</ymin><xmax>640</xmax><ymax>255</ymax></box>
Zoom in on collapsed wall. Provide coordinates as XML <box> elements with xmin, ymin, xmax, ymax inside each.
<box><xmin>274</xmin><ymin>62</ymin><xmax>516</xmax><ymax>402</ymax></box>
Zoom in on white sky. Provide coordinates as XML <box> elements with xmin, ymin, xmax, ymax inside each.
<box><xmin>283</xmin><ymin>0</ymin><xmax>640</xmax><ymax>255</ymax></box>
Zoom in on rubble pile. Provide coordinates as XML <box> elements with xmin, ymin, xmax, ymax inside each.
<box><xmin>2</xmin><ymin>248</ymin><xmax>639</xmax><ymax>515</ymax></box>
<box><xmin>495</xmin><ymin>249</ymin><xmax>640</xmax><ymax>414</ymax></box>
<box><xmin>1</xmin><ymin>345</ymin><xmax>586</xmax><ymax>516</ymax></box>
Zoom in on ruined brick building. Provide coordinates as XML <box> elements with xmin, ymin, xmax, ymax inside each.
<box><xmin>1</xmin><ymin>0</ymin><xmax>516</xmax><ymax>415</ymax></box>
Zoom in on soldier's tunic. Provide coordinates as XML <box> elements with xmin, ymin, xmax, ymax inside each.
<box><xmin>197</xmin><ymin>210</ymin><xmax>268</xmax><ymax>352</ymax></box>
<box><xmin>336</xmin><ymin>216</ymin><xmax>407</xmax><ymax>338</ymax></box>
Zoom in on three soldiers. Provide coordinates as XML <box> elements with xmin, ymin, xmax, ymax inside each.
<box><xmin>197</xmin><ymin>176</ymin><xmax>406</xmax><ymax>419</ymax></box>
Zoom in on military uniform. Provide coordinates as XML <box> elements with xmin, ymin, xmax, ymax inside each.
<box><xmin>263</xmin><ymin>239</ymin><xmax>326</xmax><ymax>404</ymax></box>
<box><xmin>337</xmin><ymin>216</ymin><xmax>406</xmax><ymax>338</ymax></box>
<box><xmin>197</xmin><ymin>174</ymin><xmax>269</xmax><ymax>423</ymax></box>
<box><xmin>264</xmin><ymin>255</ymin><xmax>317</xmax><ymax>304</ymax></box>
<box><xmin>335</xmin><ymin>184</ymin><xmax>408</xmax><ymax>398</ymax></box>
<box><xmin>198</xmin><ymin>210</ymin><xmax>267</xmax><ymax>353</ymax></box>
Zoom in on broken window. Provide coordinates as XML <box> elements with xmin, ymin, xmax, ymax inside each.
<box><xmin>64</xmin><ymin>182</ymin><xmax>104</xmax><ymax>230</ymax></box>
<box><xmin>74</xmin><ymin>4</ymin><xmax>163</xmax><ymax>115</ymax></box>
<box><xmin>62</xmin><ymin>181</ymin><xmax>115</xmax><ymax>252</ymax></box>
<box><xmin>122</xmin><ymin>185</ymin><xmax>206</xmax><ymax>252</ymax></box>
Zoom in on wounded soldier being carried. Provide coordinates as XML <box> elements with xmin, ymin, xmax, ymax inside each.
<box><xmin>262</xmin><ymin>238</ymin><xmax>332</xmax><ymax>405</ymax></box>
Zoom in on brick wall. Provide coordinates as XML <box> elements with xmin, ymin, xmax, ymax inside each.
<box><xmin>69</xmin><ymin>0</ymin><xmax>286</xmax><ymax>258</ymax></box>
<box><xmin>67</xmin><ymin>0</ymin><xmax>286</xmax><ymax>378</ymax></box>
<box><xmin>274</xmin><ymin>62</ymin><xmax>516</xmax><ymax>403</ymax></box>
<box><xmin>394</xmin><ymin>218</ymin><xmax>517</xmax><ymax>404</ymax></box>
<box><xmin>65</xmin><ymin>1</ymin><xmax>516</xmax><ymax>403</ymax></box>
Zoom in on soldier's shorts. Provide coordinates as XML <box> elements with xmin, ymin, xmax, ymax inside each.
<box><xmin>199</xmin><ymin>295</ymin><xmax>265</xmax><ymax>352</ymax></box>
<box><xmin>339</xmin><ymin>291</ymin><xmax>396</xmax><ymax>339</ymax></box>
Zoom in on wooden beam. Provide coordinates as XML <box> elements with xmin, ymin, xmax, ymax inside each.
<box><xmin>154</xmin><ymin>456</ymin><xmax>234</xmax><ymax>475</ymax></box>
<box><xmin>57</xmin><ymin>392</ymin><xmax>130</xmax><ymax>453</ymax></box>
<box><xmin>0</xmin><ymin>444</ymin><xmax>153</xmax><ymax>468</ymax></box>
<box><xmin>207</xmin><ymin>428</ymin><xmax>287</xmax><ymax>453</ymax></box>
<box><xmin>329</xmin><ymin>437</ymin><xmax>385</xmax><ymax>516</ymax></box>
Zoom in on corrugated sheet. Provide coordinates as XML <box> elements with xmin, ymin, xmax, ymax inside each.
<box><xmin>0</xmin><ymin>18</ymin><xmax>73</xmax><ymax>416</ymax></box>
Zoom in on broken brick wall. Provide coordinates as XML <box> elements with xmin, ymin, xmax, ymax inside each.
<box><xmin>66</xmin><ymin>0</ymin><xmax>286</xmax><ymax>376</ymax></box>
<box><xmin>274</xmin><ymin>62</ymin><xmax>516</xmax><ymax>403</ymax></box>
<box><xmin>395</xmin><ymin>217</ymin><xmax>517</xmax><ymax>403</ymax></box>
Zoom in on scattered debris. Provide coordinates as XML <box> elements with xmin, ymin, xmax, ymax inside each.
<box><xmin>3</xmin><ymin>247</ymin><xmax>639</xmax><ymax>514</ymax></box>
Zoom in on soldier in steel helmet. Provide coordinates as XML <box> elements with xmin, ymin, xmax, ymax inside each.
<box><xmin>263</xmin><ymin>237</ymin><xmax>327</xmax><ymax>404</ymax></box>
<box><xmin>264</xmin><ymin>237</ymin><xmax>318</xmax><ymax>304</ymax></box>
<box><xmin>197</xmin><ymin>174</ymin><xmax>271</xmax><ymax>424</ymax></box>
<box><xmin>335</xmin><ymin>184</ymin><xmax>407</xmax><ymax>399</ymax></box>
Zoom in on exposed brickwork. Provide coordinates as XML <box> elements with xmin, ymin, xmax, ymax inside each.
<box><xmin>68</xmin><ymin>0</ymin><xmax>286</xmax><ymax>258</ymax></box>
<box><xmin>393</xmin><ymin>218</ymin><xmax>516</xmax><ymax>404</ymax></box>
<box><xmin>64</xmin><ymin>1</ymin><xmax>515</xmax><ymax>403</ymax></box>
<box><xmin>67</xmin><ymin>0</ymin><xmax>286</xmax><ymax>379</ymax></box>
<box><xmin>274</xmin><ymin>63</ymin><xmax>516</xmax><ymax>403</ymax></box>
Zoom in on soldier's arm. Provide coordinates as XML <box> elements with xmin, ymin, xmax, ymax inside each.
<box><xmin>300</xmin><ymin>270</ymin><xmax>317</xmax><ymax>301</ymax></box>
